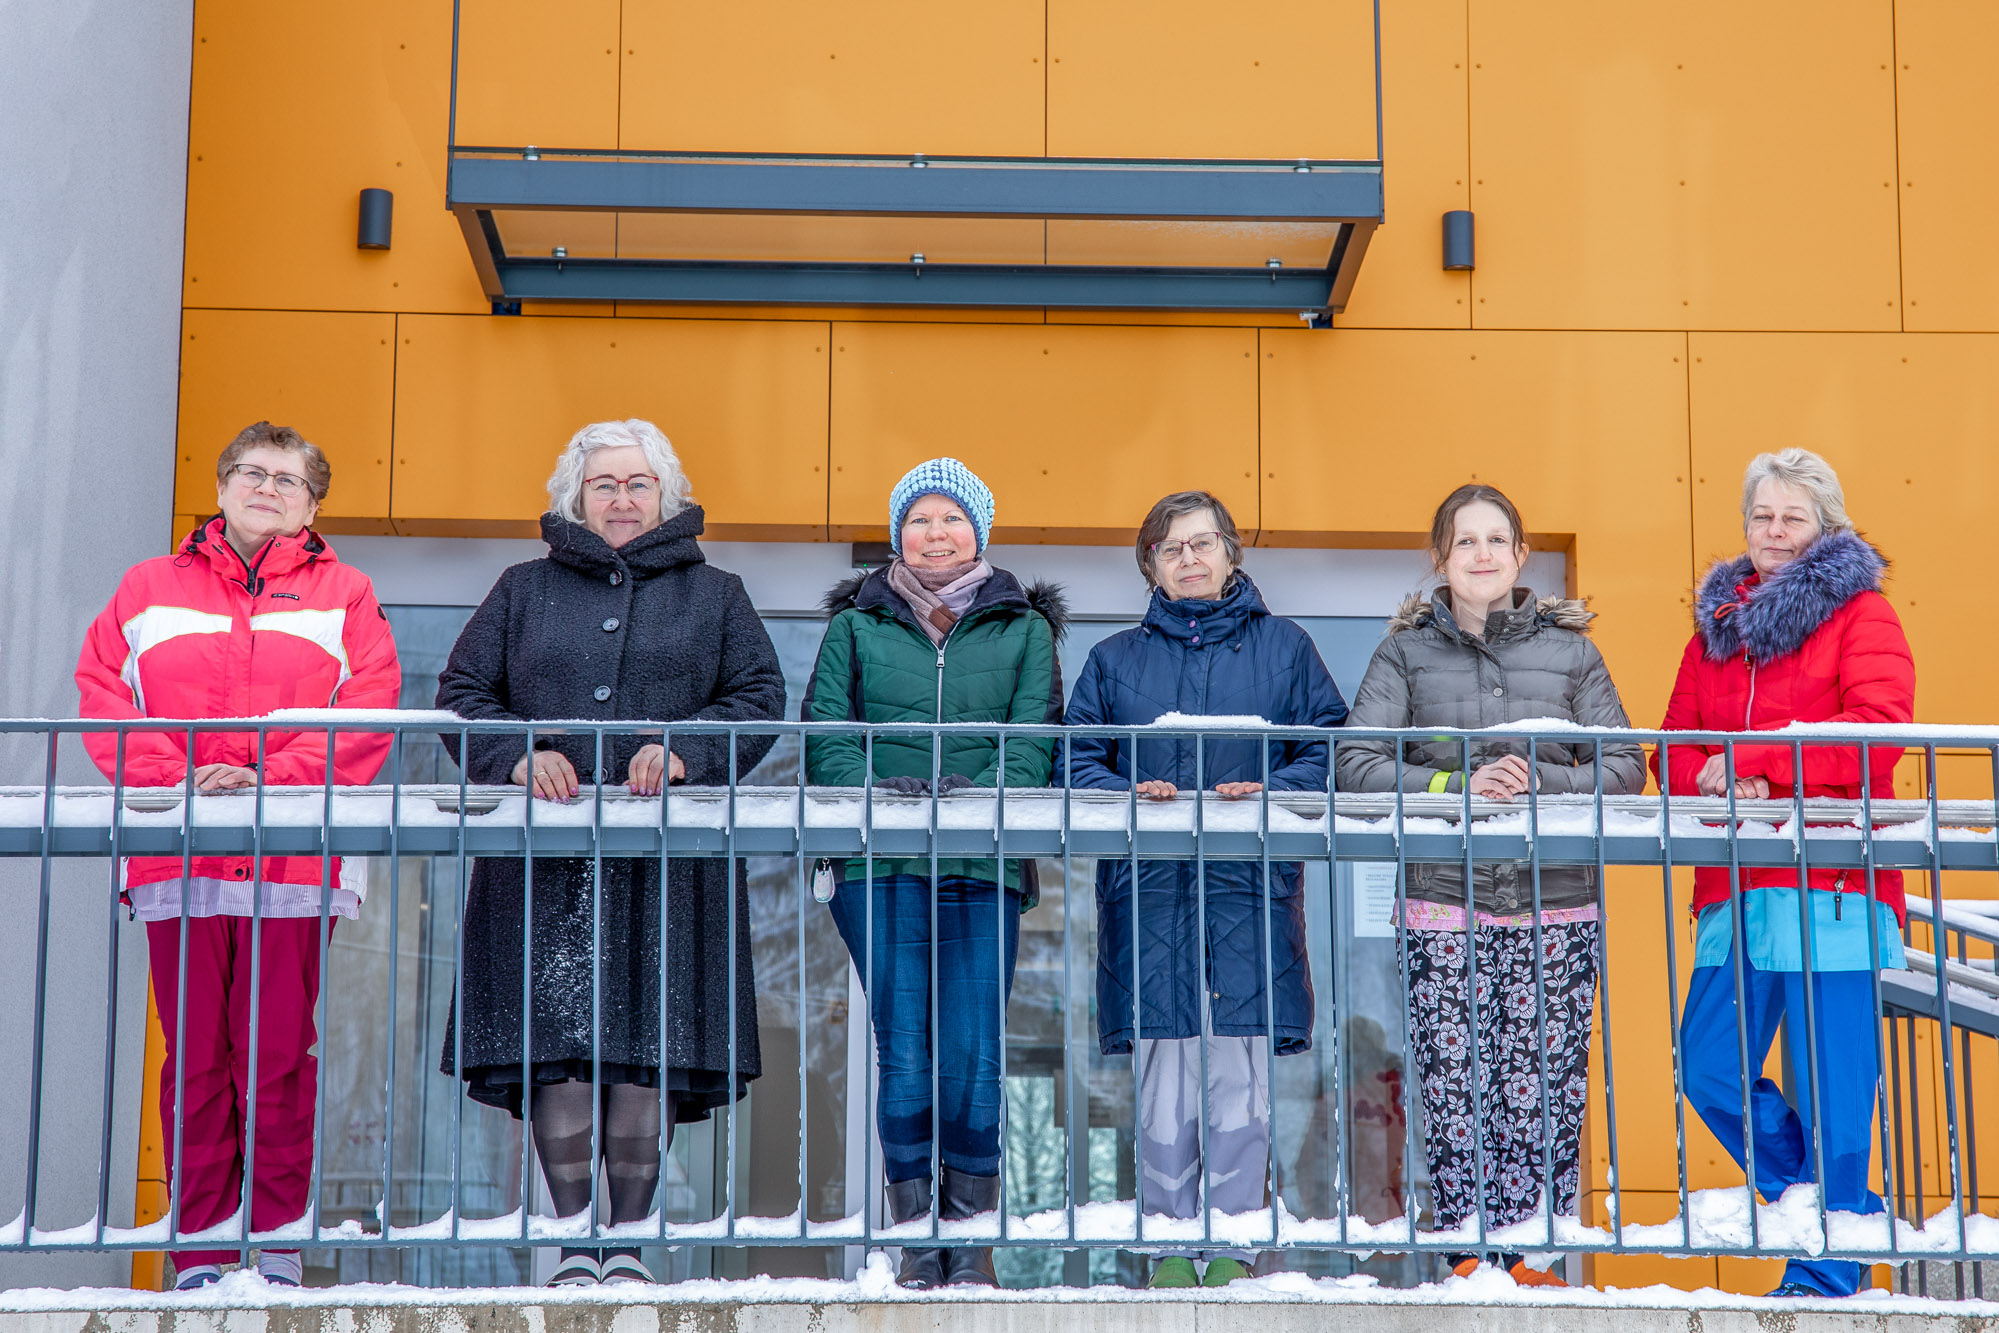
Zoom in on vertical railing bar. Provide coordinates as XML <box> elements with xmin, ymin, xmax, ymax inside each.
<box><xmin>926</xmin><ymin>719</ymin><xmax>940</xmax><ymax>1249</ymax></box>
<box><xmin>589</xmin><ymin>729</ymin><xmax>605</xmax><ymax>1247</ymax></box>
<box><xmin>656</xmin><ymin>723</ymin><xmax>674</xmax><ymax>1248</ymax></box>
<box><xmin>797</xmin><ymin>721</ymin><xmax>810</xmax><ymax>1242</ymax></box>
<box><xmin>1393</xmin><ymin>742</ymin><xmax>1419</xmax><ymax>1252</ymax></box>
<box><xmin>862</xmin><ymin>728</ymin><xmax>876</xmax><ymax>1247</ymax></box>
<box><xmin>95</xmin><ymin>726</ymin><xmax>130</xmax><ymax>1247</ymax></box>
<box><xmin>1460</xmin><ymin>735</ymin><xmax>1490</xmax><ymax>1258</ymax></box>
<box><xmin>519</xmin><ymin>724</ymin><xmax>537</xmax><ymax>1247</ymax></box>
<box><xmin>1194</xmin><ymin>731</ymin><xmax>1211</xmax><ymax>1255</ymax></box>
<box><xmin>240</xmin><ymin>722</ymin><xmax>269</xmax><ymax>1264</ymax></box>
<box><xmin>168</xmin><ymin>724</ymin><xmax>195</xmax><ymax>1252</ymax></box>
<box><xmin>1329</xmin><ymin>736</ymin><xmax>1350</xmax><ymax>1250</ymax></box>
<box><xmin>1259</xmin><ymin>727</ymin><xmax>1277</xmax><ymax>1251</ymax></box>
<box><xmin>997</xmin><ymin>728</ymin><xmax>1011</xmax><ymax>1249</ymax></box>
<box><xmin>1129</xmin><ymin>725</ymin><xmax>1143</xmax><ymax>1249</ymax></box>
<box><xmin>1859</xmin><ymin>739</ymin><xmax>1897</xmax><ymax>1268</ymax></box>
<box><xmin>1905</xmin><ymin>1012</ymin><xmax>1928</xmax><ymax>1291</ymax></box>
<box><xmin>22</xmin><ymin>729</ymin><xmax>58</xmax><ymax>1245</ymax></box>
<box><xmin>1887</xmin><ymin>1014</ymin><xmax>1910</xmax><ymax>1281</ymax></box>
<box><xmin>380</xmin><ymin>730</ymin><xmax>406</xmax><ymax>1245</ymax></box>
<box><xmin>1658</xmin><ymin>738</ymin><xmax>1693</xmax><ymax>1247</ymax></box>
<box><xmin>450</xmin><ymin>726</ymin><xmax>469</xmax><ymax>1244</ymax></box>
<box><xmin>1722</xmin><ymin>737</ymin><xmax>1762</xmax><ymax>1254</ymax></box>
<box><xmin>1924</xmin><ymin>743</ymin><xmax>1967</xmax><ymax>1254</ymax></box>
<box><xmin>1957</xmin><ymin>924</ymin><xmax>1980</xmax><ymax>1271</ymax></box>
<box><xmin>1593</xmin><ymin>735</ymin><xmax>1624</xmax><ymax>1249</ymax></box>
<box><xmin>725</xmin><ymin>726</ymin><xmax>741</xmax><ymax>1243</ymax></box>
<box><xmin>1525</xmin><ymin>732</ymin><xmax>1556</xmax><ymax>1254</ymax></box>
<box><xmin>1788</xmin><ymin>738</ymin><xmax>1830</xmax><ymax>1255</ymax></box>
<box><xmin>1062</xmin><ymin>732</ymin><xmax>1078</xmax><ymax>1260</ymax></box>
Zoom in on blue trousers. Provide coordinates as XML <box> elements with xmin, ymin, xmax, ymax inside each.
<box><xmin>828</xmin><ymin>874</ymin><xmax>1020</xmax><ymax>1184</ymax></box>
<box><xmin>1681</xmin><ymin>959</ymin><xmax>1884</xmax><ymax>1296</ymax></box>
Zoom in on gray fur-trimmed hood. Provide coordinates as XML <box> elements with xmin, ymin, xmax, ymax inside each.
<box><xmin>1386</xmin><ymin>587</ymin><xmax>1596</xmax><ymax>639</ymax></box>
<box><xmin>820</xmin><ymin>564</ymin><xmax>1071</xmax><ymax>642</ymax></box>
<box><xmin>1693</xmin><ymin>531</ymin><xmax>1887</xmax><ymax>663</ymax></box>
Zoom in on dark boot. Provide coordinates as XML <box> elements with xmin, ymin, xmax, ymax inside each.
<box><xmin>940</xmin><ymin>1166</ymin><xmax>1001</xmax><ymax>1287</ymax></box>
<box><xmin>885</xmin><ymin>1176</ymin><xmax>946</xmax><ymax>1290</ymax></box>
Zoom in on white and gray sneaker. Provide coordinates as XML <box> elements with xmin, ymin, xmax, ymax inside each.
<box><xmin>548</xmin><ymin>1250</ymin><xmax>603</xmax><ymax>1286</ymax></box>
<box><xmin>599</xmin><ymin>1250</ymin><xmax>652</xmax><ymax>1285</ymax></box>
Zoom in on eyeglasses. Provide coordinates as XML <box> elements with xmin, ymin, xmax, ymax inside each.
<box><xmin>584</xmin><ymin>474</ymin><xmax>660</xmax><ymax>501</ymax></box>
<box><xmin>1150</xmin><ymin>531</ymin><xmax>1224</xmax><ymax>563</ymax></box>
<box><xmin>227</xmin><ymin>464</ymin><xmax>312</xmax><ymax>497</ymax></box>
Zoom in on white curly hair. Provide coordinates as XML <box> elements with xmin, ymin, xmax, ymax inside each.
<box><xmin>546</xmin><ymin>419</ymin><xmax>695</xmax><ymax>523</ymax></box>
<box><xmin>1740</xmin><ymin>448</ymin><xmax>1854</xmax><ymax>538</ymax></box>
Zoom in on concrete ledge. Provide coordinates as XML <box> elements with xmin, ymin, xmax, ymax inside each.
<box><xmin>5</xmin><ymin>1285</ymin><xmax>1999</xmax><ymax>1333</ymax></box>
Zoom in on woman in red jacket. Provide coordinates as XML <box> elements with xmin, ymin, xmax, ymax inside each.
<box><xmin>75</xmin><ymin>422</ymin><xmax>400</xmax><ymax>1289</ymax></box>
<box><xmin>1654</xmin><ymin>448</ymin><xmax>1913</xmax><ymax>1299</ymax></box>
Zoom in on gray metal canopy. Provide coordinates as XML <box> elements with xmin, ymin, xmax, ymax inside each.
<box><xmin>447</xmin><ymin>149</ymin><xmax>1383</xmax><ymax>323</ymax></box>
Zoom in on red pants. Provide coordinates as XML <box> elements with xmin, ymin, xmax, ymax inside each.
<box><xmin>146</xmin><ymin>916</ymin><xmax>329</xmax><ymax>1266</ymax></box>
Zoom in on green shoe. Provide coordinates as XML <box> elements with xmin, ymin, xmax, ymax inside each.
<box><xmin>1201</xmin><ymin>1257</ymin><xmax>1252</xmax><ymax>1286</ymax></box>
<box><xmin>1149</xmin><ymin>1257</ymin><xmax>1200</xmax><ymax>1288</ymax></box>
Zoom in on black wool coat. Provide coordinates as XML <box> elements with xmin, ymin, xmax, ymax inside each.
<box><xmin>434</xmin><ymin>507</ymin><xmax>785</xmax><ymax>1120</ymax></box>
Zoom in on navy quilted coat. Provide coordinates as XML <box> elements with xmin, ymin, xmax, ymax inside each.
<box><xmin>1063</xmin><ymin>575</ymin><xmax>1349</xmax><ymax>1055</ymax></box>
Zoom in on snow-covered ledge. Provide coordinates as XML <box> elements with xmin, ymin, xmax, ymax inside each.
<box><xmin>4</xmin><ymin>1268</ymin><xmax>1999</xmax><ymax>1333</ymax></box>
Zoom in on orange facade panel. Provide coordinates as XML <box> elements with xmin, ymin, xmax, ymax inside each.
<box><xmin>1258</xmin><ymin>328</ymin><xmax>1691</xmax><ymax>719</ymax></box>
<box><xmin>183</xmin><ymin>0</ymin><xmax>487</xmax><ymax>316</ymax></box>
<box><xmin>1047</xmin><ymin>0</ymin><xmax>1377</xmax><ymax>160</ymax></box>
<box><xmin>828</xmin><ymin>322</ymin><xmax>1258</xmax><ymax>543</ymax></box>
<box><xmin>619</xmin><ymin>0</ymin><xmax>1045</xmax><ymax>155</ymax></box>
<box><xmin>1894</xmin><ymin>2</ymin><xmax>1999</xmax><ymax>331</ymax></box>
<box><xmin>1688</xmin><ymin>332</ymin><xmax>1999</xmax><ymax>728</ymax></box>
<box><xmin>1331</xmin><ymin>0</ymin><xmax>1472</xmax><ymax>331</ymax></box>
<box><xmin>175</xmin><ymin>310</ymin><xmax>398</xmax><ymax>534</ymax></box>
<box><xmin>389</xmin><ymin>314</ymin><xmax>831</xmax><ymax>539</ymax></box>
<box><xmin>1466</xmin><ymin>0</ymin><xmax>1900</xmax><ymax>331</ymax></box>
<box><xmin>453</xmin><ymin>0</ymin><xmax>620</xmax><ymax>149</ymax></box>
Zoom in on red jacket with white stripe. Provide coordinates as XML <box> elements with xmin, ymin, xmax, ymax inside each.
<box><xmin>75</xmin><ymin>517</ymin><xmax>401</xmax><ymax>890</ymax></box>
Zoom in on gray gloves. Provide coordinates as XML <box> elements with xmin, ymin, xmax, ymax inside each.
<box><xmin>871</xmin><ymin>772</ymin><xmax>977</xmax><ymax>796</ymax></box>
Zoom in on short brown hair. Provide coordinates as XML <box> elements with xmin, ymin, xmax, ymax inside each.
<box><xmin>215</xmin><ymin>421</ymin><xmax>331</xmax><ymax>502</ymax></box>
<box><xmin>1427</xmin><ymin>483</ymin><xmax>1525</xmax><ymax>571</ymax></box>
<box><xmin>1135</xmin><ymin>490</ymin><xmax>1243</xmax><ymax>587</ymax></box>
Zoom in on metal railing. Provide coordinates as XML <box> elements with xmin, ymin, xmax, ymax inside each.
<box><xmin>0</xmin><ymin>717</ymin><xmax>1996</xmax><ymax>1284</ymax></box>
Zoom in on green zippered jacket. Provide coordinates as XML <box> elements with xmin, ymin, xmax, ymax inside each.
<box><xmin>806</xmin><ymin>565</ymin><xmax>1066</xmax><ymax>895</ymax></box>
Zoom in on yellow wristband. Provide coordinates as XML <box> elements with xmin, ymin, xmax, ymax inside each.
<box><xmin>1427</xmin><ymin>770</ymin><xmax>1453</xmax><ymax>794</ymax></box>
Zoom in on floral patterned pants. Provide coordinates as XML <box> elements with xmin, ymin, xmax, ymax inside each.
<box><xmin>1402</xmin><ymin>920</ymin><xmax>1599</xmax><ymax>1233</ymax></box>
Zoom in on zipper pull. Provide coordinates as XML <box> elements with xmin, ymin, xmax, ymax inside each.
<box><xmin>1833</xmin><ymin>871</ymin><xmax>1846</xmax><ymax>920</ymax></box>
<box><xmin>812</xmin><ymin>858</ymin><xmax>837</xmax><ymax>903</ymax></box>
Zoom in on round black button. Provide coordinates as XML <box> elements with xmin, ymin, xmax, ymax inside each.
<box><xmin>602</xmin><ymin>617</ymin><xmax>619</xmax><ymax>631</ymax></box>
<box><xmin>593</xmin><ymin>685</ymin><xmax>612</xmax><ymax>702</ymax></box>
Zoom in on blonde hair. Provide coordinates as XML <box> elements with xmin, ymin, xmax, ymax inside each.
<box><xmin>546</xmin><ymin>419</ymin><xmax>694</xmax><ymax>522</ymax></box>
<box><xmin>1740</xmin><ymin>448</ymin><xmax>1854</xmax><ymax>537</ymax></box>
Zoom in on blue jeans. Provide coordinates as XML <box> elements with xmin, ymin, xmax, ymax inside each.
<box><xmin>1681</xmin><ymin>959</ymin><xmax>1885</xmax><ymax>1297</ymax></box>
<box><xmin>828</xmin><ymin>874</ymin><xmax>1020</xmax><ymax>1183</ymax></box>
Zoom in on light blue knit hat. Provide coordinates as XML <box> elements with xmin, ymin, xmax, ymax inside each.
<box><xmin>888</xmin><ymin>457</ymin><xmax>995</xmax><ymax>555</ymax></box>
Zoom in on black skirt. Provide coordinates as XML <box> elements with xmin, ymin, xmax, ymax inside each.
<box><xmin>462</xmin><ymin>1058</ymin><xmax>747</xmax><ymax>1123</ymax></box>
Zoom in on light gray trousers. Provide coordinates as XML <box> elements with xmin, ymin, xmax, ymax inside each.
<box><xmin>1137</xmin><ymin>1034</ymin><xmax>1272</xmax><ymax>1261</ymax></box>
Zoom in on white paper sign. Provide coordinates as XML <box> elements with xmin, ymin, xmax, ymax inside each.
<box><xmin>1351</xmin><ymin>862</ymin><xmax>1399</xmax><ymax>938</ymax></box>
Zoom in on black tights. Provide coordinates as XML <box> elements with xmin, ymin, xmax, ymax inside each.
<box><xmin>531</xmin><ymin>1080</ymin><xmax>668</xmax><ymax>1226</ymax></box>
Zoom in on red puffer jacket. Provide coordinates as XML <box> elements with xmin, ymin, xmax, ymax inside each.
<box><xmin>75</xmin><ymin>516</ymin><xmax>401</xmax><ymax>890</ymax></box>
<box><xmin>1651</xmin><ymin>531</ymin><xmax>1915</xmax><ymax>921</ymax></box>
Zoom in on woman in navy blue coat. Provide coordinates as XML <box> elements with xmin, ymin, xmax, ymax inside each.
<box><xmin>1063</xmin><ymin>490</ymin><xmax>1347</xmax><ymax>1286</ymax></box>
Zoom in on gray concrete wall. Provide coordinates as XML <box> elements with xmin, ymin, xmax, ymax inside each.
<box><xmin>0</xmin><ymin>0</ymin><xmax>195</xmax><ymax>1290</ymax></box>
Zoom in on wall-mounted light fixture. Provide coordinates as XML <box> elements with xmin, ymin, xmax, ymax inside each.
<box><xmin>357</xmin><ymin>188</ymin><xmax>394</xmax><ymax>250</ymax></box>
<box><xmin>1442</xmin><ymin>209</ymin><xmax>1474</xmax><ymax>271</ymax></box>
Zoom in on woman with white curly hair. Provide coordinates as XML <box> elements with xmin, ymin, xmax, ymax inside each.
<box><xmin>437</xmin><ymin>419</ymin><xmax>785</xmax><ymax>1286</ymax></box>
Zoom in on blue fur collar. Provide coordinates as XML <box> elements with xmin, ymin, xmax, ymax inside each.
<box><xmin>1693</xmin><ymin>531</ymin><xmax>1886</xmax><ymax>663</ymax></box>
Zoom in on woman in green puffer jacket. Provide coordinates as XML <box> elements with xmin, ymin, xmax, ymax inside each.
<box><xmin>805</xmin><ymin>458</ymin><xmax>1065</xmax><ymax>1290</ymax></box>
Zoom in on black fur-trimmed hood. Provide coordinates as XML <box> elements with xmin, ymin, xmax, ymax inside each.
<box><xmin>820</xmin><ymin>564</ymin><xmax>1070</xmax><ymax>642</ymax></box>
<box><xmin>1693</xmin><ymin>531</ymin><xmax>1887</xmax><ymax>663</ymax></box>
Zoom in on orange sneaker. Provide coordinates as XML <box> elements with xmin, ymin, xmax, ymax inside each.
<box><xmin>1508</xmin><ymin>1260</ymin><xmax>1569</xmax><ymax>1288</ymax></box>
<box><xmin>1451</xmin><ymin>1257</ymin><xmax>1483</xmax><ymax>1279</ymax></box>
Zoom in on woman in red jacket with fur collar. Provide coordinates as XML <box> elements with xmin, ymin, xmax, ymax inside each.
<box><xmin>1654</xmin><ymin>448</ymin><xmax>1913</xmax><ymax>1299</ymax></box>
